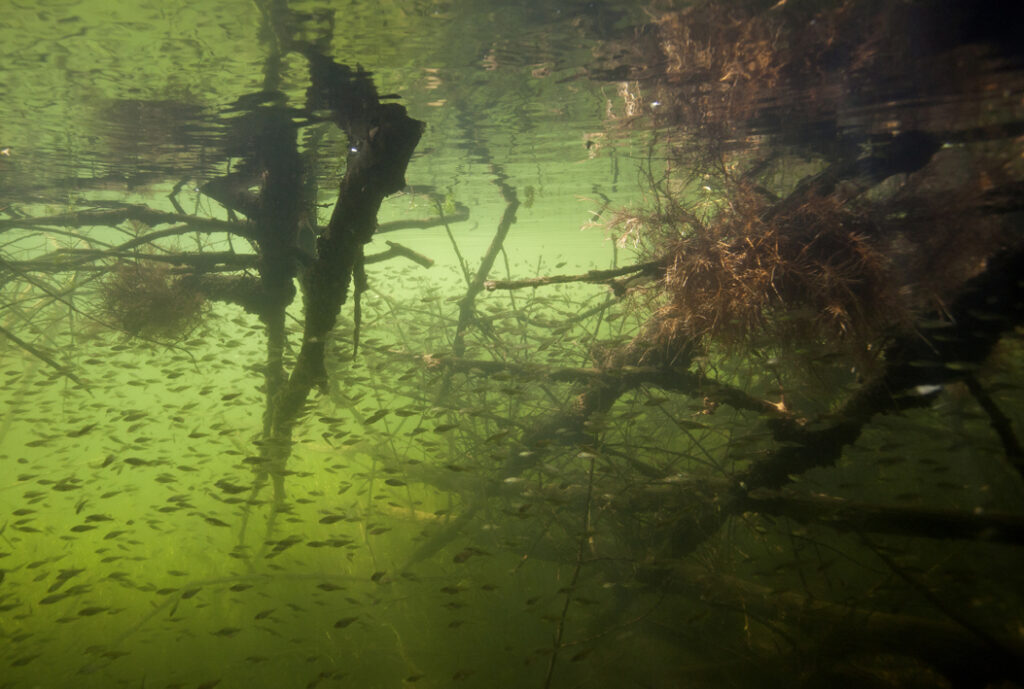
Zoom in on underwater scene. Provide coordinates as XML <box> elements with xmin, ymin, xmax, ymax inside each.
<box><xmin>1</xmin><ymin>0</ymin><xmax>1023</xmax><ymax>687</ymax></box>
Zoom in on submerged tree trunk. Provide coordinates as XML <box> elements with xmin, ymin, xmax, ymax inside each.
<box><xmin>235</xmin><ymin>51</ymin><xmax>424</xmax><ymax>552</ymax></box>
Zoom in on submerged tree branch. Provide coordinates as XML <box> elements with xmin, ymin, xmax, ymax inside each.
<box><xmin>0</xmin><ymin>203</ymin><xmax>248</xmax><ymax>237</ymax></box>
<box><xmin>740</xmin><ymin>491</ymin><xmax>1024</xmax><ymax>546</ymax></box>
<box><xmin>484</xmin><ymin>260</ymin><xmax>663</xmax><ymax>292</ymax></box>
<box><xmin>739</xmin><ymin>247</ymin><xmax>1024</xmax><ymax>493</ymax></box>
<box><xmin>0</xmin><ymin>323</ymin><xmax>85</xmax><ymax>387</ymax></box>
<box><xmin>451</xmin><ymin>167</ymin><xmax>519</xmax><ymax>359</ymax></box>
<box><xmin>638</xmin><ymin>562</ymin><xmax>1024</xmax><ymax>688</ymax></box>
<box><xmin>965</xmin><ymin>375</ymin><xmax>1024</xmax><ymax>477</ymax></box>
<box><xmin>266</xmin><ymin>50</ymin><xmax>424</xmax><ymax>454</ymax></box>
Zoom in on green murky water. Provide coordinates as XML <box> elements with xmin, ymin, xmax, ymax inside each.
<box><xmin>2</xmin><ymin>1</ymin><xmax>1024</xmax><ymax>688</ymax></box>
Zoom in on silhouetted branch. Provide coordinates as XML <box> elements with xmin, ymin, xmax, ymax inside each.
<box><xmin>965</xmin><ymin>375</ymin><xmax>1024</xmax><ymax>477</ymax></box>
<box><xmin>0</xmin><ymin>324</ymin><xmax>85</xmax><ymax>387</ymax></box>
<box><xmin>0</xmin><ymin>203</ymin><xmax>248</xmax><ymax>237</ymax></box>
<box><xmin>741</xmin><ymin>491</ymin><xmax>1024</xmax><ymax>546</ymax></box>
<box><xmin>637</xmin><ymin>562</ymin><xmax>1024</xmax><ymax>688</ymax></box>
<box><xmin>374</xmin><ymin>202</ymin><xmax>470</xmax><ymax>233</ymax></box>
<box><xmin>451</xmin><ymin>167</ymin><xmax>519</xmax><ymax>359</ymax></box>
<box><xmin>484</xmin><ymin>260</ymin><xmax>662</xmax><ymax>292</ymax></box>
<box><xmin>365</xmin><ymin>240</ymin><xmax>434</xmax><ymax>269</ymax></box>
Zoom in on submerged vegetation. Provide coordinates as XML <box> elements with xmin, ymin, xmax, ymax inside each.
<box><xmin>1</xmin><ymin>1</ymin><xmax>1023</xmax><ymax>688</ymax></box>
<box><xmin>100</xmin><ymin>261</ymin><xmax>207</xmax><ymax>339</ymax></box>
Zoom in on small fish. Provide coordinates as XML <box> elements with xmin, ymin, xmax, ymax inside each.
<box><xmin>48</xmin><ymin>568</ymin><xmax>85</xmax><ymax>593</ymax></box>
<box><xmin>452</xmin><ymin>547</ymin><xmax>490</xmax><ymax>564</ymax></box>
<box><xmin>77</xmin><ymin>606</ymin><xmax>109</xmax><ymax>617</ymax></box>
<box><xmin>214</xmin><ymin>480</ymin><xmax>249</xmax><ymax>495</ymax></box>
<box><xmin>10</xmin><ymin>654</ymin><xmax>39</xmax><ymax>667</ymax></box>
<box><xmin>210</xmin><ymin>627</ymin><xmax>241</xmax><ymax>637</ymax></box>
<box><xmin>39</xmin><ymin>592</ymin><xmax>71</xmax><ymax>605</ymax></box>
<box><xmin>67</xmin><ymin>423</ymin><xmax>98</xmax><ymax>438</ymax></box>
<box><xmin>333</xmin><ymin>616</ymin><xmax>358</xmax><ymax>629</ymax></box>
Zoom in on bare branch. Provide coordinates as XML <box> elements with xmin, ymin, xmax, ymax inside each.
<box><xmin>365</xmin><ymin>240</ymin><xmax>434</xmax><ymax>269</ymax></box>
<box><xmin>0</xmin><ymin>324</ymin><xmax>85</xmax><ymax>387</ymax></box>
<box><xmin>484</xmin><ymin>260</ymin><xmax>662</xmax><ymax>292</ymax></box>
<box><xmin>0</xmin><ymin>203</ymin><xmax>250</xmax><ymax>238</ymax></box>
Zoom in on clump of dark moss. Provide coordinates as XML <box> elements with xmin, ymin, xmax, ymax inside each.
<box><xmin>100</xmin><ymin>261</ymin><xmax>206</xmax><ymax>339</ymax></box>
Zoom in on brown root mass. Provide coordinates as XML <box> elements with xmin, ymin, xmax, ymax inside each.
<box><xmin>595</xmin><ymin>0</ymin><xmax>1021</xmax><ymax>362</ymax></box>
<box><xmin>100</xmin><ymin>261</ymin><xmax>206</xmax><ymax>339</ymax></box>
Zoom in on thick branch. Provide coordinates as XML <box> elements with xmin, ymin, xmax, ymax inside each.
<box><xmin>739</xmin><ymin>247</ymin><xmax>1024</xmax><ymax>492</ymax></box>
<box><xmin>269</xmin><ymin>53</ymin><xmax>423</xmax><ymax>441</ymax></box>
<box><xmin>639</xmin><ymin>562</ymin><xmax>1024</xmax><ymax>688</ymax></box>
<box><xmin>740</xmin><ymin>491</ymin><xmax>1024</xmax><ymax>546</ymax></box>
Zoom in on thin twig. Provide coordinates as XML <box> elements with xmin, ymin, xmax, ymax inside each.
<box><xmin>0</xmin><ymin>323</ymin><xmax>85</xmax><ymax>387</ymax></box>
<box><xmin>483</xmin><ymin>260</ymin><xmax>662</xmax><ymax>292</ymax></box>
<box><xmin>543</xmin><ymin>453</ymin><xmax>597</xmax><ymax>689</ymax></box>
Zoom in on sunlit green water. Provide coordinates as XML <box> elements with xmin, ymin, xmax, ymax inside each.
<box><xmin>2</xmin><ymin>1</ymin><xmax>1024</xmax><ymax>689</ymax></box>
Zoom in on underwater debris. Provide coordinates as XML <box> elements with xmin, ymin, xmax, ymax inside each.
<box><xmin>100</xmin><ymin>261</ymin><xmax>207</xmax><ymax>339</ymax></box>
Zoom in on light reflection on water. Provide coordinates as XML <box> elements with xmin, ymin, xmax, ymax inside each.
<box><xmin>0</xmin><ymin>0</ymin><xmax>648</xmax><ymax>234</ymax></box>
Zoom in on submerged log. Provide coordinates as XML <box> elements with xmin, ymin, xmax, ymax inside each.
<box><xmin>637</xmin><ymin>562</ymin><xmax>1024</xmax><ymax>688</ymax></box>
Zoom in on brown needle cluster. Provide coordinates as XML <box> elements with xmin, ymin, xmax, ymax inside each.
<box><xmin>100</xmin><ymin>261</ymin><xmax>206</xmax><ymax>339</ymax></box>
